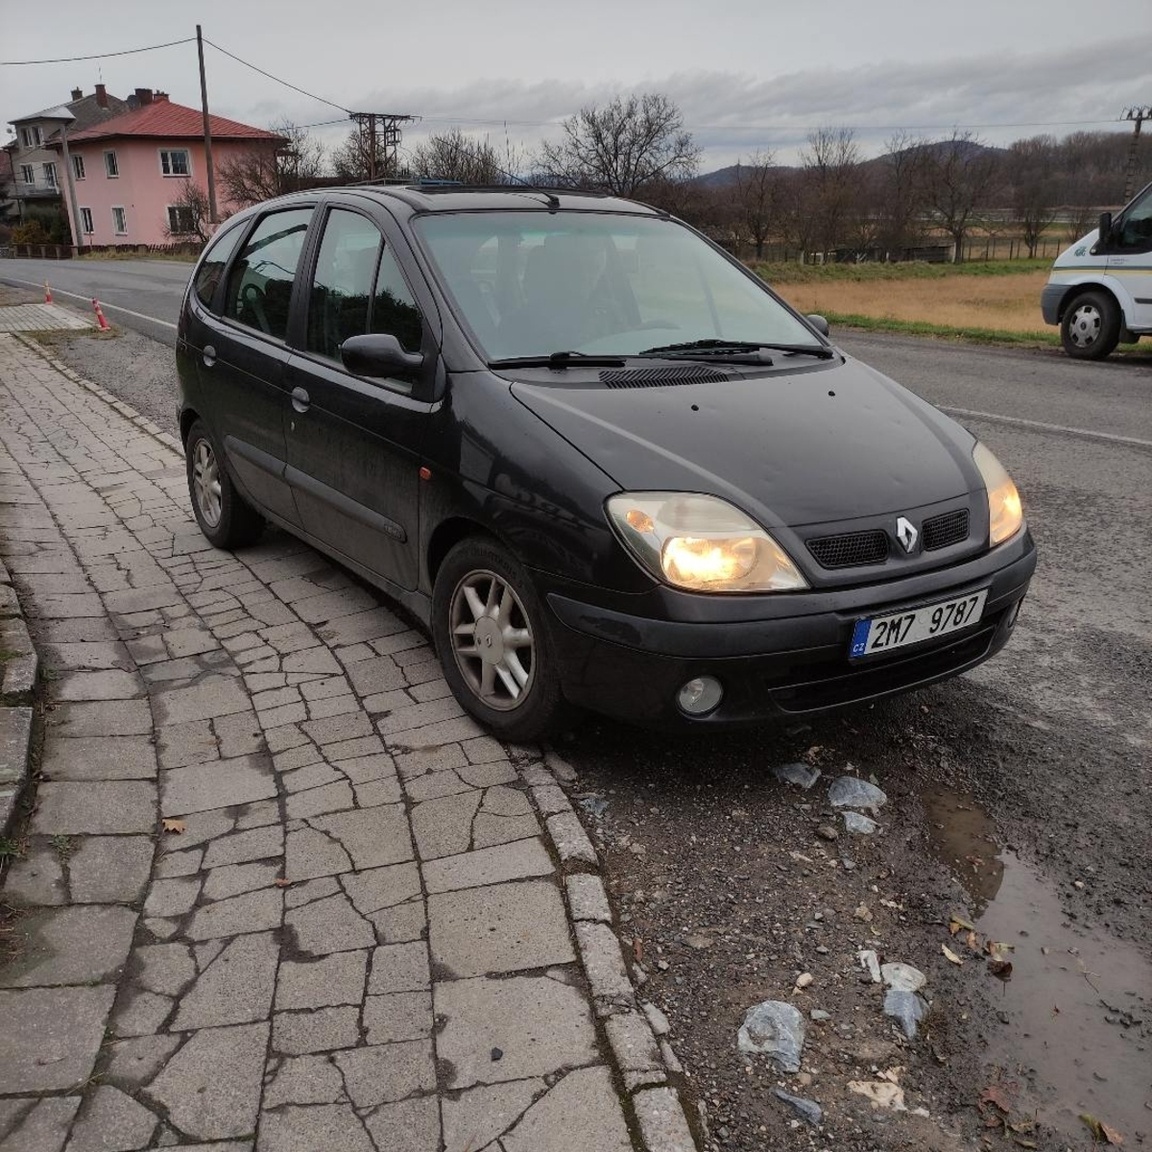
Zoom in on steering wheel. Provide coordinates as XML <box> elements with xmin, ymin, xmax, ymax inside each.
<box><xmin>241</xmin><ymin>282</ymin><xmax>271</xmax><ymax>335</ymax></box>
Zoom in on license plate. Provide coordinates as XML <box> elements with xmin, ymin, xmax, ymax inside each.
<box><xmin>849</xmin><ymin>590</ymin><xmax>987</xmax><ymax>658</ymax></box>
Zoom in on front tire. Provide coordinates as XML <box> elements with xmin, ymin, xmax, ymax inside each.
<box><xmin>432</xmin><ymin>537</ymin><xmax>564</xmax><ymax>743</ymax></box>
<box><xmin>185</xmin><ymin>419</ymin><xmax>264</xmax><ymax>549</ymax></box>
<box><xmin>1060</xmin><ymin>290</ymin><xmax>1120</xmax><ymax>360</ymax></box>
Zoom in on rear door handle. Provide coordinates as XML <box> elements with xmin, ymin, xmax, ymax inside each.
<box><xmin>202</xmin><ymin>344</ymin><xmax>216</xmax><ymax>368</ymax></box>
<box><xmin>291</xmin><ymin>387</ymin><xmax>311</xmax><ymax>413</ymax></box>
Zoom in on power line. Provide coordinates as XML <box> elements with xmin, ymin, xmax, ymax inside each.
<box><xmin>203</xmin><ymin>38</ymin><xmax>349</xmax><ymax>115</ymax></box>
<box><xmin>0</xmin><ymin>37</ymin><xmax>195</xmax><ymax>66</ymax></box>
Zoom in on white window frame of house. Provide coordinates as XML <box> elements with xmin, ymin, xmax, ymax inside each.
<box><xmin>112</xmin><ymin>206</ymin><xmax>127</xmax><ymax>235</ymax></box>
<box><xmin>20</xmin><ymin>126</ymin><xmax>43</xmax><ymax>148</ymax></box>
<box><xmin>80</xmin><ymin>207</ymin><xmax>94</xmax><ymax>235</ymax></box>
<box><xmin>159</xmin><ymin>148</ymin><xmax>192</xmax><ymax>177</ymax></box>
<box><xmin>167</xmin><ymin>204</ymin><xmax>196</xmax><ymax>235</ymax></box>
<box><xmin>104</xmin><ymin>150</ymin><xmax>119</xmax><ymax>178</ymax></box>
<box><xmin>72</xmin><ymin>154</ymin><xmax>86</xmax><ymax>180</ymax></box>
<box><xmin>43</xmin><ymin>162</ymin><xmax>58</xmax><ymax>188</ymax></box>
<box><xmin>20</xmin><ymin>164</ymin><xmax>35</xmax><ymax>185</ymax></box>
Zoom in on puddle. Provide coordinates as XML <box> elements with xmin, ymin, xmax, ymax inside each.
<box><xmin>925</xmin><ymin>789</ymin><xmax>1151</xmax><ymax>1143</ymax></box>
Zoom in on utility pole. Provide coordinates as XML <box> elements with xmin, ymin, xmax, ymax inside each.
<box><xmin>57</xmin><ymin>117</ymin><xmax>85</xmax><ymax>254</ymax></box>
<box><xmin>347</xmin><ymin>112</ymin><xmax>416</xmax><ymax>181</ymax></box>
<box><xmin>197</xmin><ymin>24</ymin><xmax>218</xmax><ymax>224</ymax></box>
<box><xmin>1121</xmin><ymin>105</ymin><xmax>1150</xmax><ymax>203</ymax></box>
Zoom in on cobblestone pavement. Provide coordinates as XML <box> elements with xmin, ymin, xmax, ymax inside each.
<box><xmin>0</xmin><ymin>334</ymin><xmax>696</xmax><ymax>1152</ymax></box>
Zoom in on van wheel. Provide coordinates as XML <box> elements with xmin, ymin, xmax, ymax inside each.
<box><xmin>185</xmin><ymin>420</ymin><xmax>264</xmax><ymax>549</ymax></box>
<box><xmin>1060</xmin><ymin>290</ymin><xmax>1120</xmax><ymax>360</ymax></box>
<box><xmin>432</xmin><ymin>538</ymin><xmax>563</xmax><ymax>743</ymax></box>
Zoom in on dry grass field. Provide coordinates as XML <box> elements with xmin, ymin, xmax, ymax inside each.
<box><xmin>770</xmin><ymin>269</ymin><xmax>1051</xmax><ymax>335</ymax></box>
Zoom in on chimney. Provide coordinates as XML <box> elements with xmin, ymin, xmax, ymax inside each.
<box><xmin>71</xmin><ymin>87</ymin><xmax>83</xmax><ymax>101</ymax></box>
<box><xmin>134</xmin><ymin>88</ymin><xmax>154</xmax><ymax>106</ymax></box>
<box><xmin>95</xmin><ymin>83</ymin><xmax>108</xmax><ymax>108</ymax></box>
<box><xmin>154</xmin><ymin>91</ymin><xmax>170</xmax><ymax>103</ymax></box>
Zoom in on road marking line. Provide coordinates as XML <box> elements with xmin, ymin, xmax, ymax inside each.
<box><xmin>940</xmin><ymin>405</ymin><xmax>1152</xmax><ymax>450</ymax></box>
<box><xmin>0</xmin><ymin>275</ymin><xmax>178</xmax><ymax>330</ymax></box>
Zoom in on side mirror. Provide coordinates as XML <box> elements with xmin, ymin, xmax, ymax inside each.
<box><xmin>1097</xmin><ymin>211</ymin><xmax>1113</xmax><ymax>247</ymax></box>
<box><xmin>806</xmin><ymin>314</ymin><xmax>830</xmax><ymax>337</ymax></box>
<box><xmin>340</xmin><ymin>333</ymin><xmax>424</xmax><ymax>378</ymax></box>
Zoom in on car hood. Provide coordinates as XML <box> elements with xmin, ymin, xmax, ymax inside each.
<box><xmin>509</xmin><ymin>358</ymin><xmax>979</xmax><ymax>529</ymax></box>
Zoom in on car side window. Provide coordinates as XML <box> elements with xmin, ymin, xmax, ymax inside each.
<box><xmin>1116</xmin><ymin>194</ymin><xmax>1152</xmax><ymax>252</ymax></box>
<box><xmin>193</xmin><ymin>222</ymin><xmax>244</xmax><ymax>310</ymax></box>
<box><xmin>370</xmin><ymin>244</ymin><xmax>424</xmax><ymax>353</ymax></box>
<box><xmin>307</xmin><ymin>209</ymin><xmax>383</xmax><ymax>361</ymax></box>
<box><xmin>225</xmin><ymin>208</ymin><xmax>313</xmax><ymax>340</ymax></box>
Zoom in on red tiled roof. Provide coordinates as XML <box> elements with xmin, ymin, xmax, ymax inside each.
<box><xmin>66</xmin><ymin>99</ymin><xmax>285</xmax><ymax>145</ymax></box>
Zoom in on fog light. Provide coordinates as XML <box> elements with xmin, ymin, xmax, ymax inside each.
<box><xmin>677</xmin><ymin>676</ymin><xmax>723</xmax><ymax>716</ymax></box>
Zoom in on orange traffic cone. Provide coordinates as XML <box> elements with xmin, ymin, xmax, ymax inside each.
<box><xmin>92</xmin><ymin>298</ymin><xmax>110</xmax><ymax>330</ymax></box>
<box><xmin>44</xmin><ymin>281</ymin><xmax>53</xmax><ymax>304</ymax></box>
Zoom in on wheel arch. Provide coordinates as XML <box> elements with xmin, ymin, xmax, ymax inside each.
<box><xmin>1055</xmin><ymin>281</ymin><xmax>1120</xmax><ymax>323</ymax></box>
<box><xmin>426</xmin><ymin>516</ymin><xmax>501</xmax><ymax>588</ymax></box>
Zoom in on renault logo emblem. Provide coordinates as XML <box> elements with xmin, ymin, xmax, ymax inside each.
<box><xmin>895</xmin><ymin>516</ymin><xmax>919</xmax><ymax>554</ymax></box>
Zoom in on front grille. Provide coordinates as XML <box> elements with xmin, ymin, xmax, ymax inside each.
<box><xmin>922</xmin><ymin>508</ymin><xmax>970</xmax><ymax>551</ymax></box>
<box><xmin>599</xmin><ymin>366</ymin><xmax>729</xmax><ymax>389</ymax></box>
<box><xmin>807</xmin><ymin>530</ymin><xmax>889</xmax><ymax>569</ymax></box>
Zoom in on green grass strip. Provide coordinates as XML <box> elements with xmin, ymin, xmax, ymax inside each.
<box><xmin>755</xmin><ymin>259</ymin><xmax>1052</xmax><ymax>284</ymax></box>
<box><xmin>820</xmin><ymin>311</ymin><xmax>1061</xmax><ymax>347</ymax></box>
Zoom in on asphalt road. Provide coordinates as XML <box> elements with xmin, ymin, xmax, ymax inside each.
<box><xmin>4</xmin><ymin>256</ymin><xmax>1151</xmax><ymax>1146</ymax></box>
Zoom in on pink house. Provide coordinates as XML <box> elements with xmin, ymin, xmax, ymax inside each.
<box><xmin>54</xmin><ymin>89</ymin><xmax>284</xmax><ymax>246</ymax></box>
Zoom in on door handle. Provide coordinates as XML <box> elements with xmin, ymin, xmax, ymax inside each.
<box><xmin>291</xmin><ymin>386</ymin><xmax>311</xmax><ymax>413</ymax></box>
<box><xmin>202</xmin><ymin>344</ymin><xmax>216</xmax><ymax>368</ymax></box>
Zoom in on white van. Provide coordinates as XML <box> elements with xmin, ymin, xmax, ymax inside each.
<box><xmin>1041</xmin><ymin>179</ymin><xmax>1152</xmax><ymax>359</ymax></box>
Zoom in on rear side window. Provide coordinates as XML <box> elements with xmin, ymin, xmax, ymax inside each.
<box><xmin>225</xmin><ymin>208</ymin><xmax>313</xmax><ymax>341</ymax></box>
<box><xmin>192</xmin><ymin>223</ymin><xmax>244</xmax><ymax>310</ymax></box>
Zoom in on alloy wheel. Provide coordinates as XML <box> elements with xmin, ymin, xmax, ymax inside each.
<box><xmin>192</xmin><ymin>439</ymin><xmax>223</xmax><ymax>528</ymax></box>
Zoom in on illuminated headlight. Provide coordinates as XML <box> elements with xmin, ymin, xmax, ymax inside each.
<box><xmin>606</xmin><ymin>492</ymin><xmax>808</xmax><ymax>593</ymax></box>
<box><xmin>972</xmin><ymin>443</ymin><xmax>1024</xmax><ymax>547</ymax></box>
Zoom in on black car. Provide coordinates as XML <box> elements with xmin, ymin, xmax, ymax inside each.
<box><xmin>176</xmin><ymin>185</ymin><xmax>1036</xmax><ymax>741</ymax></box>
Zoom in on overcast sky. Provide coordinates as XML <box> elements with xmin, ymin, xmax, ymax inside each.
<box><xmin>4</xmin><ymin>0</ymin><xmax>1151</xmax><ymax>170</ymax></box>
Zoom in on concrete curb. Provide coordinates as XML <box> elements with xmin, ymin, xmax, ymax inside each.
<box><xmin>529</xmin><ymin>751</ymin><xmax>700</xmax><ymax>1151</ymax></box>
<box><xmin>0</xmin><ymin>554</ymin><xmax>37</xmax><ymax>838</ymax></box>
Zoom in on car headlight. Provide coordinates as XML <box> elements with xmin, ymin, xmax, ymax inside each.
<box><xmin>606</xmin><ymin>492</ymin><xmax>808</xmax><ymax>593</ymax></box>
<box><xmin>972</xmin><ymin>442</ymin><xmax>1024</xmax><ymax>547</ymax></box>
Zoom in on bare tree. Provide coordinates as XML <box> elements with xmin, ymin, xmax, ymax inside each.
<box><xmin>536</xmin><ymin>93</ymin><xmax>701</xmax><ymax>197</ymax></box>
<box><xmin>800</xmin><ymin>126</ymin><xmax>861</xmax><ymax>256</ymax></box>
<box><xmin>733</xmin><ymin>150</ymin><xmax>777</xmax><ymax>259</ymax></box>
<box><xmin>876</xmin><ymin>131</ymin><xmax>929</xmax><ymax>259</ymax></box>
<box><xmin>408</xmin><ymin>128</ymin><xmax>507</xmax><ymax>184</ymax></box>
<box><xmin>921</xmin><ymin>131</ymin><xmax>1002</xmax><ymax>262</ymax></box>
<box><xmin>773</xmin><ymin>169</ymin><xmax>820</xmax><ymax>260</ymax></box>
<box><xmin>218</xmin><ymin>122</ymin><xmax>326</xmax><ymax>207</ymax></box>
<box><xmin>1008</xmin><ymin>135</ymin><xmax>1060</xmax><ymax>257</ymax></box>
<box><xmin>163</xmin><ymin>181</ymin><xmax>213</xmax><ymax>243</ymax></box>
<box><xmin>332</xmin><ymin>121</ymin><xmax>396</xmax><ymax>183</ymax></box>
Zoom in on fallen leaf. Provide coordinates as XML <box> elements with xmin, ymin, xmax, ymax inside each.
<box><xmin>1080</xmin><ymin>1113</ymin><xmax>1125</xmax><ymax>1145</ymax></box>
<box><xmin>949</xmin><ymin>914</ymin><xmax>976</xmax><ymax>935</ymax></box>
<box><xmin>1012</xmin><ymin>1139</ymin><xmax>1039</xmax><ymax>1149</ymax></box>
<box><xmin>981</xmin><ymin>1084</ymin><xmax>1015</xmax><ymax>1114</ymax></box>
<box><xmin>1009</xmin><ymin>1120</ymin><xmax>1037</xmax><ymax>1135</ymax></box>
<box><xmin>160</xmin><ymin>818</ymin><xmax>185</xmax><ymax>834</ymax></box>
<box><xmin>966</xmin><ymin>930</ymin><xmax>981</xmax><ymax>951</ymax></box>
<box><xmin>853</xmin><ymin>903</ymin><xmax>873</xmax><ymax>922</ymax></box>
<box><xmin>942</xmin><ymin>944</ymin><xmax>963</xmax><ymax>966</ymax></box>
<box><xmin>632</xmin><ymin>937</ymin><xmax>645</xmax><ymax>964</ymax></box>
<box><xmin>985</xmin><ymin>940</ymin><xmax>1015</xmax><ymax>962</ymax></box>
<box><xmin>848</xmin><ymin>1080</ymin><xmax>906</xmax><ymax>1111</ymax></box>
<box><xmin>988</xmin><ymin>960</ymin><xmax>1014</xmax><ymax>981</ymax></box>
<box><xmin>802</xmin><ymin>744</ymin><xmax>823</xmax><ymax>764</ymax></box>
<box><xmin>274</xmin><ymin>877</ymin><xmax>291</xmax><ymax>888</ymax></box>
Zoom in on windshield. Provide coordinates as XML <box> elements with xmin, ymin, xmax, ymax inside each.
<box><xmin>414</xmin><ymin>211</ymin><xmax>819</xmax><ymax>361</ymax></box>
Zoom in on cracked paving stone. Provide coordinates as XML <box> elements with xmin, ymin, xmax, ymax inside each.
<box><xmin>256</xmin><ymin>1104</ymin><xmax>374</xmax><ymax>1152</ymax></box>
<box><xmin>202</xmin><ymin>825</ymin><xmax>284</xmax><ymax>869</ymax></box>
<box><xmin>172</xmin><ymin>931</ymin><xmax>279</xmax><ymax>1029</ymax></box>
<box><xmin>341</xmin><ymin>861</ymin><xmax>421</xmax><ymax>916</ymax></box>
<box><xmin>103</xmin><ymin>1035</ymin><xmax>182</xmax><ymax>1087</ymax></box>
<box><xmin>143</xmin><ymin>875</ymin><xmax>202</xmax><ymax>918</ymax></box>
<box><xmin>405</xmin><ymin>769</ymin><xmax>472</xmax><ymax>803</ymax></box>
<box><xmin>434</xmin><ymin>976</ymin><xmax>597</xmax><ymax>1089</ymax></box>
<box><xmin>285</xmin><ymin>827</ymin><xmax>353</xmax><ymax>881</ymax></box>
<box><xmin>284</xmin><ymin>780</ymin><xmax>355</xmax><ymax>820</ymax></box>
<box><xmin>262</xmin><ymin>1055</ymin><xmax>345</xmax><ymax>1108</ymax></box>
<box><xmin>48</xmin><ymin>698</ymin><xmax>153</xmax><ymax>737</ymax></box>
<box><xmin>134</xmin><ymin>942</ymin><xmax>197</xmax><ymax>996</ymax></box>
<box><xmin>275</xmin><ymin>949</ymin><xmax>368</xmax><ymax>1010</ymax></box>
<box><xmin>471</xmin><ymin>810</ymin><xmax>541</xmax><ymax>850</ymax></box>
<box><xmin>441</xmin><ymin>1080</ymin><xmax>545</xmax><ymax>1152</ymax></box>
<box><xmin>52</xmin><ymin>668</ymin><xmax>143</xmax><ymax>702</ymax></box>
<box><xmin>362</xmin><ymin>990</ymin><xmax>432</xmax><ymax>1044</ymax></box>
<box><xmin>501</xmin><ymin>1066</ymin><xmax>631</xmax><ymax>1152</ymax></box>
<box><xmin>31</xmin><ymin>780</ymin><xmax>155</xmax><ymax>835</ymax></box>
<box><xmin>422</xmin><ymin>839</ymin><xmax>553</xmax><ymax>896</ymax></box>
<box><xmin>285</xmin><ymin>892</ymin><xmax>375</xmax><ymax>954</ymax></box>
<box><xmin>148</xmin><ymin>1022</ymin><xmax>269</xmax><ymax>1140</ymax></box>
<box><xmin>0</xmin><ymin>1097</ymin><xmax>82</xmax><ymax>1149</ymax></box>
<box><xmin>0</xmin><ymin>905</ymin><xmax>136</xmax><ymax>988</ymax></box>
<box><xmin>272</xmin><ymin>1006</ymin><xmax>360</xmax><ymax>1055</ymax></box>
<box><xmin>66</xmin><ymin>1084</ymin><xmax>159</xmax><ymax>1152</ymax></box>
<box><xmin>112</xmin><ymin>989</ymin><xmax>174</xmax><ymax>1037</ymax></box>
<box><xmin>202</xmin><ymin>860</ymin><xmax>281</xmax><ymax>901</ymax></box>
<box><xmin>367</xmin><ymin>942</ymin><xmax>429</xmax><ymax>994</ymax></box>
<box><xmin>311</xmin><ymin>805</ymin><xmax>412</xmax><ymax>869</ymax></box>
<box><xmin>370</xmin><ymin>900</ymin><xmax>427</xmax><ymax>944</ymax></box>
<box><xmin>186</xmin><ymin>888</ymin><xmax>283</xmax><ymax>940</ymax></box>
<box><xmin>332</xmin><ymin>1040</ymin><xmax>436</xmax><ymax>1107</ymax></box>
<box><xmin>410</xmin><ymin>791</ymin><xmax>481</xmax><ymax>860</ymax></box>
<box><xmin>152</xmin><ymin>675</ymin><xmax>252</xmax><ymax>726</ymax></box>
<box><xmin>429</xmin><ymin>880</ymin><xmax>574</xmax><ymax>979</ymax></box>
<box><xmin>363</xmin><ymin>1096</ymin><xmax>441</xmax><ymax>1152</ymax></box>
<box><xmin>161</xmin><ymin>754</ymin><xmax>278</xmax><ymax>817</ymax></box>
<box><xmin>281</xmin><ymin>762</ymin><xmax>344</xmax><ymax>794</ymax></box>
<box><xmin>3</xmin><ymin>845</ymin><xmax>67</xmax><ymax>906</ymax></box>
<box><xmin>284</xmin><ymin>876</ymin><xmax>340</xmax><ymax>909</ymax></box>
<box><xmin>0</xmin><ymin>986</ymin><xmax>114</xmax><ymax>1093</ymax></box>
<box><xmin>157</xmin><ymin>721</ymin><xmax>218</xmax><ymax>770</ymax></box>
<box><xmin>40</xmin><ymin>735</ymin><xmax>157</xmax><ymax>781</ymax></box>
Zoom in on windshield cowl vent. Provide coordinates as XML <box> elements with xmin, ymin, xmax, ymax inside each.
<box><xmin>599</xmin><ymin>366</ymin><xmax>731</xmax><ymax>389</ymax></box>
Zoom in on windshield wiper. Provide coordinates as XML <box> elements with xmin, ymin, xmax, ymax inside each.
<box><xmin>639</xmin><ymin>338</ymin><xmax>835</xmax><ymax>361</ymax></box>
<box><xmin>488</xmin><ymin>351</ymin><xmax>627</xmax><ymax>369</ymax></box>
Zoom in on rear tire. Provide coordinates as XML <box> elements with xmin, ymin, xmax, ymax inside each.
<box><xmin>185</xmin><ymin>419</ymin><xmax>264</xmax><ymax>549</ymax></box>
<box><xmin>1060</xmin><ymin>290</ymin><xmax>1120</xmax><ymax>360</ymax></box>
<box><xmin>432</xmin><ymin>537</ymin><xmax>564</xmax><ymax>743</ymax></box>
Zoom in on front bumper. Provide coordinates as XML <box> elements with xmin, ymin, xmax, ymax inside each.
<box><xmin>543</xmin><ymin>533</ymin><xmax>1037</xmax><ymax>727</ymax></box>
<box><xmin>1040</xmin><ymin>283</ymin><xmax>1067</xmax><ymax>326</ymax></box>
